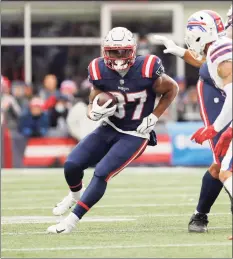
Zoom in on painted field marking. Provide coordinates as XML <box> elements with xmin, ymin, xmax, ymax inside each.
<box><xmin>2</xmin><ymin>202</ymin><xmax>230</xmax><ymax>210</ymax></box>
<box><xmin>1</xmin><ymin>216</ymin><xmax>135</xmax><ymax>225</ymax></box>
<box><xmin>2</xmin><ymin>226</ymin><xmax>232</xmax><ymax>236</ymax></box>
<box><xmin>1</xmin><ymin>167</ymin><xmax>205</xmax><ymax>175</ymax></box>
<box><xmin>2</xmin><ymin>242</ymin><xmax>232</xmax><ymax>252</ymax></box>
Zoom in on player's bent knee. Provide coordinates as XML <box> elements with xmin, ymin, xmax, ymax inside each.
<box><xmin>219</xmin><ymin>170</ymin><xmax>232</xmax><ymax>183</ymax></box>
<box><xmin>208</xmin><ymin>163</ymin><xmax>220</xmax><ymax>179</ymax></box>
<box><xmin>64</xmin><ymin>161</ymin><xmax>84</xmax><ymax>178</ymax></box>
<box><xmin>94</xmin><ymin>166</ymin><xmax>109</xmax><ymax>181</ymax></box>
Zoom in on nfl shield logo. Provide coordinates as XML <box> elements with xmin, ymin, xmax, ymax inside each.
<box><xmin>119</xmin><ymin>79</ymin><xmax>124</xmax><ymax>85</ymax></box>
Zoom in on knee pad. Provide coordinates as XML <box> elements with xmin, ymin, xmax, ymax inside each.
<box><xmin>64</xmin><ymin>161</ymin><xmax>84</xmax><ymax>180</ymax></box>
<box><xmin>94</xmin><ymin>165</ymin><xmax>108</xmax><ymax>181</ymax></box>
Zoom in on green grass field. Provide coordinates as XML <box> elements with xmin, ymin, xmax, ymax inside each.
<box><xmin>1</xmin><ymin>168</ymin><xmax>232</xmax><ymax>258</ymax></box>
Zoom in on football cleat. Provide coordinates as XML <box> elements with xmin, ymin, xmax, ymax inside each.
<box><xmin>188</xmin><ymin>213</ymin><xmax>209</xmax><ymax>233</ymax></box>
<box><xmin>47</xmin><ymin>213</ymin><xmax>78</xmax><ymax>234</ymax></box>
<box><xmin>52</xmin><ymin>188</ymin><xmax>85</xmax><ymax>216</ymax></box>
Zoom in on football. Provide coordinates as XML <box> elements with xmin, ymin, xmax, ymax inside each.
<box><xmin>97</xmin><ymin>92</ymin><xmax>117</xmax><ymax>108</ymax></box>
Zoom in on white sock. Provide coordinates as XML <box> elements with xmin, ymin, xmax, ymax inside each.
<box><xmin>70</xmin><ymin>191</ymin><xmax>81</xmax><ymax>202</ymax></box>
<box><xmin>65</xmin><ymin>212</ymin><xmax>79</xmax><ymax>227</ymax></box>
<box><xmin>223</xmin><ymin>176</ymin><xmax>232</xmax><ymax>197</ymax></box>
<box><xmin>194</xmin><ymin>210</ymin><xmax>208</xmax><ymax>215</ymax></box>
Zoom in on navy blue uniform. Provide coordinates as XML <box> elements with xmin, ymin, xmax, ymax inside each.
<box><xmin>65</xmin><ymin>55</ymin><xmax>163</xmax><ymax>184</ymax></box>
<box><xmin>197</xmin><ymin>62</ymin><xmax>227</xmax><ymax>164</ymax></box>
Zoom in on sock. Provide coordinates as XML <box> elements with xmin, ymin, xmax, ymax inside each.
<box><xmin>65</xmin><ymin>212</ymin><xmax>80</xmax><ymax>227</ymax></box>
<box><xmin>70</xmin><ymin>191</ymin><xmax>81</xmax><ymax>201</ymax></box>
<box><xmin>72</xmin><ymin>175</ymin><xmax>107</xmax><ymax>219</ymax></box>
<box><xmin>223</xmin><ymin>176</ymin><xmax>232</xmax><ymax>197</ymax></box>
<box><xmin>196</xmin><ymin>170</ymin><xmax>223</xmax><ymax>214</ymax></box>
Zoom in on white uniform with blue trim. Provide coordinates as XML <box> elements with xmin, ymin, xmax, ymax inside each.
<box><xmin>207</xmin><ymin>36</ymin><xmax>232</xmax><ymax>171</ymax></box>
<box><xmin>206</xmin><ymin>36</ymin><xmax>232</xmax><ymax>90</ymax></box>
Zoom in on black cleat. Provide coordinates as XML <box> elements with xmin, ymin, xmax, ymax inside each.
<box><xmin>188</xmin><ymin>213</ymin><xmax>209</xmax><ymax>233</ymax></box>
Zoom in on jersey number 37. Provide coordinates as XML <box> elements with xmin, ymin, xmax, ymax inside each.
<box><xmin>110</xmin><ymin>90</ymin><xmax>147</xmax><ymax>120</ymax></box>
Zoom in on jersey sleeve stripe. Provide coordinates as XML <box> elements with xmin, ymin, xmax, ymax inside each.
<box><xmin>90</xmin><ymin>58</ymin><xmax>102</xmax><ymax>80</ymax></box>
<box><xmin>211</xmin><ymin>47</ymin><xmax>232</xmax><ymax>63</ymax></box>
<box><xmin>149</xmin><ymin>56</ymin><xmax>157</xmax><ymax>78</ymax></box>
<box><xmin>142</xmin><ymin>55</ymin><xmax>150</xmax><ymax>77</ymax></box>
<box><xmin>210</xmin><ymin>43</ymin><xmax>232</xmax><ymax>57</ymax></box>
<box><xmin>145</xmin><ymin>55</ymin><xmax>155</xmax><ymax>78</ymax></box>
<box><xmin>142</xmin><ymin>55</ymin><xmax>157</xmax><ymax>78</ymax></box>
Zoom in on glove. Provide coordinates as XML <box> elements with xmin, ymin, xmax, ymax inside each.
<box><xmin>89</xmin><ymin>95</ymin><xmax>116</xmax><ymax>121</ymax></box>
<box><xmin>191</xmin><ymin>125</ymin><xmax>218</xmax><ymax>145</ymax></box>
<box><xmin>215</xmin><ymin>127</ymin><xmax>233</xmax><ymax>157</ymax></box>
<box><xmin>153</xmin><ymin>35</ymin><xmax>186</xmax><ymax>58</ymax></box>
<box><xmin>137</xmin><ymin>114</ymin><xmax>158</xmax><ymax>134</ymax></box>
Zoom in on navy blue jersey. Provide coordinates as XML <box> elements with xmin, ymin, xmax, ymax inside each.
<box><xmin>88</xmin><ymin>55</ymin><xmax>164</xmax><ymax>132</ymax></box>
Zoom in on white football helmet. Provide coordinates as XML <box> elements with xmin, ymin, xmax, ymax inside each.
<box><xmin>102</xmin><ymin>27</ymin><xmax>137</xmax><ymax>71</ymax></box>
<box><xmin>185</xmin><ymin>10</ymin><xmax>225</xmax><ymax>60</ymax></box>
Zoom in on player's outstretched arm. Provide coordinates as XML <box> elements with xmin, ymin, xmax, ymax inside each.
<box><xmin>213</xmin><ymin>60</ymin><xmax>233</xmax><ymax>132</ymax></box>
<box><xmin>152</xmin><ymin>74</ymin><xmax>179</xmax><ymax>118</ymax></box>
<box><xmin>154</xmin><ymin>35</ymin><xmax>205</xmax><ymax>68</ymax></box>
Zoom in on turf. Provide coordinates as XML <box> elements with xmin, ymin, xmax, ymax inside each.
<box><xmin>1</xmin><ymin>168</ymin><xmax>232</xmax><ymax>258</ymax></box>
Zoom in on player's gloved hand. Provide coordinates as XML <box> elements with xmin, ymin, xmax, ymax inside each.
<box><xmin>153</xmin><ymin>35</ymin><xmax>186</xmax><ymax>58</ymax></box>
<box><xmin>215</xmin><ymin>126</ymin><xmax>233</xmax><ymax>157</ymax></box>
<box><xmin>89</xmin><ymin>95</ymin><xmax>117</xmax><ymax>121</ymax></box>
<box><xmin>191</xmin><ymin>125</ymin><xmax>218</xmax><ymax>145</ymax></box>
<box><xmin>137</xmin><ymin>113</ymin><xmax>158</xmax><ymax>134</ymax></box>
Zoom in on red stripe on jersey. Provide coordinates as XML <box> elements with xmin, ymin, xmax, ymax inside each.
<box><xmin>149</xmin><ymin>56</ymin><xmax>157</xmax><ymax>78</ymax></box>
<box><xmin>142</xmin><ymin>55</ymin><xmax>150</xmax><ymax>78</ymax></box>
<box><xmin>94</xmin><ymin>58</ymin><xmax>102</xmax><ymax>80</ymax></box>
<box><xmin>89</xmin><ymin>60</ymin><xmax>95</xmax><ymax>80</ymax></box>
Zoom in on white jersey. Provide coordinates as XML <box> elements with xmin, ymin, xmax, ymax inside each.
<box><xmin>206</xmin><ymin>36</ymin><xmax>232</xmax><ymax>90</ymax></box>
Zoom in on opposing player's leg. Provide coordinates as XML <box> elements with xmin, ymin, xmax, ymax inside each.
<box><xmin>188</xmin><ymin>81</ymin><xmax>224</xmax><ymax>233</ymax></box>
<box><xmin>47</xmin><ymin>130</ymin><xmax>148</xmax><ymax>234</ymax></box>
<box><xmin>219</xmin><ymin>141</ymin><xmax>232</xmax><ymax>197</ymax></box>
<box><xmin>53</xmin><ymin>125</ymin><xmax>113</xmax><ymax>216</ymax></box>
<box><xmin>219</xmin><ymin>141</ymin><xmax>232</xmax><ymax>240</ymax></box>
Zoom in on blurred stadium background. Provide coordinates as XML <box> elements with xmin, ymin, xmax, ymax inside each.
<box><xmin>1</xmin><ymin>0</ymin><xmax>231</xmax><ymax>168</ymax></box>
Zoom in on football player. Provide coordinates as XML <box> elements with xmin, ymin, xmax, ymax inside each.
<box><xmin>154</xmin><ymin>7</ymin><xmax>232</xmax><ymax>233</ymax></box>
<box><xmin>47</xmin><ymin>27</ymin><xmax>178</xmax><ymax>234</ymax></box>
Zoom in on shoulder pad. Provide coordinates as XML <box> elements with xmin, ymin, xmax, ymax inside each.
<box><xmin>209</xmin><ymin>38</ymin><xmax>232</xmax><ymax>63</ymax></box>
<box><xmin>88</xmin><ymin>58</ymin><xmax>102</xmax><ymax>81</ymax></box>
<box><xmin>142</xmin><ymin>55</ymin><xmax>158</xmax><ymax>78</ymax></box>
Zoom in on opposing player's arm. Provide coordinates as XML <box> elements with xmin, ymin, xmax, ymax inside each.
<box><xmin>183</xmin><ymin>50</ymin><xmax>206</xmax><ymax>68</ymax></box>
<box><xmin>152</xmin><ymin>74</ymin><xmax>179</xmax><ymax>118</ymax></box>
<box><xmin>153</xmin><ymin>35</ymin><xmax>205</xmax><ymax>68</ymax></box>
<box><xmin>213</xmin><ymin>60</ymin><xmax>232</xmax><ymax>132</ymax></box>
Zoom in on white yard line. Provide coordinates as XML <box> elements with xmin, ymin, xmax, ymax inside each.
<box><xmin>2</xmin><ymin>202</ymin><xmax>229</xmax><ymax>210</ymax></box>
<box><xmin>2</xmin><ymin>213</ymin><xmax>231</xmax><ymax>225</ymax></box>
<box><xmin>1</xmin><ymin>216</ymin><xmax>136</xmax><ymax>224</ymax></box>
<box><xmin>2</xmin><ymin>243</ymin><xmax>232</xmax><ymax>252</ymax></box>
<box><xmin>2</xmin><ymin>226</ymin><xmax>232</xmax><ymax>236</ymax></box>
<box><xmin>3</xmin><ymin>194</ymin><xmax>201</xmax><ymax>202</ymax></box>
<box><xmin>1</xmin><ymin>167</ymin><xmax>205</xmax><ymax>175</ymax></box>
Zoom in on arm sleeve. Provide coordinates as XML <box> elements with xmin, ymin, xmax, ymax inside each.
<box><xmin>213</xmin><ymin>83</ymin><xmax>232</xmax><ymax>132</ymax></box>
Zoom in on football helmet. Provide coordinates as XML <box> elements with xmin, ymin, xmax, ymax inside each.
<box><xmin>185</xmin><ymin>10</ymin><xmax>225</xmax><ymax>60</ymax></box>
<box><xmin>102</xmin><ymin>27</ymin><xmax>137</xmax><ymax>71</ymax></box>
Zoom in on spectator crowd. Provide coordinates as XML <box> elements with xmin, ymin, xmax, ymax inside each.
<box><xmin>1</xmin><ymin>71</ymin><xmax>201</xmax><ymax>143</ymax></box>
